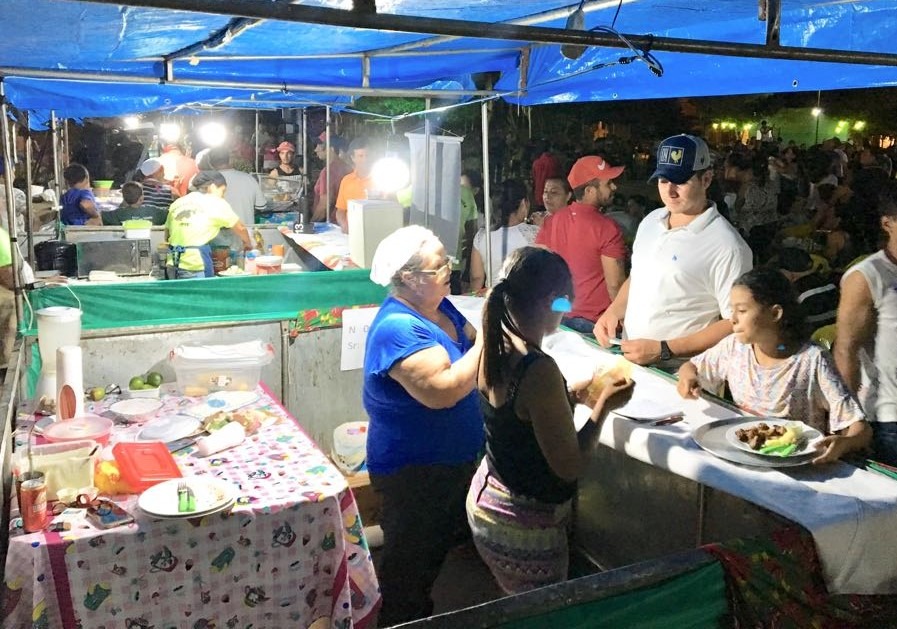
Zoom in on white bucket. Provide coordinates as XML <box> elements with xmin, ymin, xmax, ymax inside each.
<box><xmin>332</xmin><ymin>421</ymin><xmax>369</xmax><ymax>474</ymax></box>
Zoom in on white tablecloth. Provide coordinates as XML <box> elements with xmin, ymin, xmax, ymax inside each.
<box><xmin>541</xmin><ymin>329</ymin><xmax>897</xmax><ymax>595</ymax></box>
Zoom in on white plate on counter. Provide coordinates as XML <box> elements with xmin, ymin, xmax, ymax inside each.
<box><xmin>137</xmin><ymin>415</ymin><xmax>202</xmax><ymax>443</ymax></box>
<box><xmin>138</xmin><ymin>476</ymin><xmax>237</xmax><ymax>518</ymax></box>
<box><xmin>692</xmin><ymin>418</ymin><xmax>817</xmax><ymax>468</ymax></box>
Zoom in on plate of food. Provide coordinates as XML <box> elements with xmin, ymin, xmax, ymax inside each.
<box><xmin>725</xmin><ymin>419</ymin><xmax>823</xmax><ymax>457</ymax></box>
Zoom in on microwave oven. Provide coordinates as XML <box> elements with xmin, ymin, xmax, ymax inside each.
<box><xmin>76</xmin><ymin>238</ymin><xmax>154</xmax><ymax>277</ymax></box>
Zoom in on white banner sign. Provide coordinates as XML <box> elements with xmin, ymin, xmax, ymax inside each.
<box><xmin>340</xmin><ymin>307</ymin><xmax>380</xmax><ymax>371</ymax></box>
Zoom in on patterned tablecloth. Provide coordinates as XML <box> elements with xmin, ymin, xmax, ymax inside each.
<box><xmin>3</xmin><ymin>385</ymin><xmax>380</xmax><ymax>629</ymax></box>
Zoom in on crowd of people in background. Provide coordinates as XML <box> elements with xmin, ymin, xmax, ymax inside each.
<box><xmin>361</xmin><ymin>126</ymin><xmax>897</xmax><ymax>623</ymax></box>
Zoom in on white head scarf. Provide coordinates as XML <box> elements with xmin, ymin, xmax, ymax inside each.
<box><xmin>369</xmin><ymin>225</ymin><xmax>440</xmax><ymax>287</ymax></box>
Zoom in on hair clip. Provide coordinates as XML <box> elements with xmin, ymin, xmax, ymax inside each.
<box><xmin>551</xmin><ymin>296</ymin><xmax>573</xmax><ymax>313</ymax></box>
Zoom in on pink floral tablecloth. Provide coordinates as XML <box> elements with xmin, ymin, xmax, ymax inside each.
<box><xmin>3</xmin><ymin>385</ymin><xmax>380</xmax><ymax>629</ymax></box>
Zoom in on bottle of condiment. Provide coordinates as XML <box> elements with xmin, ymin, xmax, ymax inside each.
<box><xmin>244</xmin><ymin>250</ymin><xmax>258</xmax><ymax>275</ymax></box>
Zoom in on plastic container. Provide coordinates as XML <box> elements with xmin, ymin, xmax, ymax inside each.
<box><xmin>332</xmin><ymin>421</ymin><xmax>369</xmax><ymax>474</ymax></box>
<box><xmin>126</xmin><ymin>385</ymin><xmax>162</xmax><ymax>399</ymax></box>
<box><xmin>110</xmin><ymin>398</ymin><xmax>164</xmax><ymax>423</ymax></box>
<box><xmin>122</xmin><ymin>219</ymin><xmax>152</xmax><ymax>240</ymax></box>
<box><xmin>112</xmin><ymin>442</ymin><xmax>182</xmax><ymax>492</ymax></box>
<box><xmin>12</xmin><ymin>439</ymin><xmax>97</xmax><ymax>501</ymax></box>
<box><xmin>255</xmin><ymin>255</ymin><xmax>283</xmax><ymax>275</ymax></box>
<box><xmin>244</xmin><ymin>250</ymin><xmax>258</xmax><ymax>275</ymax></box>
<box><xmin>42</xmin><ymin>415</ymin><xmax>113</xmax><ymax>446</ymax></box>
<box><xmin>93</xmin><ymin>180</ymin><xmax>114</xmax><ymax>190</ymax></box>
<box><xmin>36</xmin><ymin>307</ymin><xmax>82</xmax><ymax>371</ymax></box>
<box><xmin>169</xmin><ymin>340</ymin><xmax>275</xmax><ymax>395</ymax></box>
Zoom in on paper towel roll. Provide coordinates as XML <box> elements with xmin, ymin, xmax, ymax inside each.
<box><xmin>56</xmin><ymin>345</ymin><xmax>84</xmax><ymax>421</ymax></box>
<box><xmin>196</xmin><ymin>422</ymin><xmax>246</xmax><ymax>457</ymax></box>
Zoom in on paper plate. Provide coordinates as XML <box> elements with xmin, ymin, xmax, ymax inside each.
<box><xmin>138</xmin><ymin>476</ymin><xmax>237</xmax><ymax>518</ymax></box>
<box><xmin>138</xmin><ymin>415</ymin><xmax>202</xmax><ymax>443</ymax></box>
<box><xmin>724</xmin><ymin>419</ymin><xmax>823</xmax><ymax>458</ymax></box>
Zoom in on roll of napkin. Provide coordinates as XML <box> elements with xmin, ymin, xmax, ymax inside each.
<box><xmin>56</xmin><ymin>345</ymin><xmax>85</xmax><ymax>421</ymax></box>
<box><xmin>196</xmin><ymin>421</ymin><xmax>246</xmax><ymax>457</ymax></box>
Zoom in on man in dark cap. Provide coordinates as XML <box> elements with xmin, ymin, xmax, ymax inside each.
<box><xmin>777</xmin><ymin>247</ymin><xmax>838</xmax><ymax>336</ymax></box>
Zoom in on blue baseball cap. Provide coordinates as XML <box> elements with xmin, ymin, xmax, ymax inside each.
<box><xmin>649</xmin><ymin>134</ymin><xmax>712</xmax><ymax>185</ymax></box>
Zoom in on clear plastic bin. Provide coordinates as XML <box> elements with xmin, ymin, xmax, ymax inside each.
<box><xmin>12</xmin><ymin>440</ymin><xmax>98</xmax><ymax>501</ymax></box>
<box><xmin>169</xmin><ymin>340</ymin><xmax>274</xmax><ymax>396</ymax></box>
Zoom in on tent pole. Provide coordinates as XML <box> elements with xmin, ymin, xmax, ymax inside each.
<box><xmin>481</xmin><ymin>100</ymin><xmax>492</xmax><ymax>288</ymax></box>
<box><xmin>64</xmin><ymin>0</ymin><xmax>897</xmax><ymax>68</ymax></box>
<box><xmin>301</xmin><ymin>108</ymin><xmax>307</xmax><ymax>180</ymax></box>
<box><xmin>23</xmin><ymin>113</ymin><xmax>34</xmax><ymax>264</ymax></box>
<box><xmin>423</xmin><ymin>98</ymin><xmax>431</xmax><ymax>229</ymax></box>
<box><xmin>0</xmin><ymin>66</ymin><xmax>496</xmax><ymax>98</ymax></box>
<box><xmin>50</xmin><ymin>111</ymin><xmax>62</xmax><ymax>241</ymax></box>
<box><xmin>1</xmin><ymin>82</ymin><xmax>23</xmax><ymax>324</ymax></box>
<box><xmin>63</xmin><ymin>120</ymin><xmax>70</xmax><ymax>167</ymax></box>
<box><xmin>325</xmin><ymin>106</ymin><xmax>331</xmax><ymax>224</ymax></box>
<box><xmin>254</xmin><ymin>110</ymin><xmax>260</xmax><ymax>173</ymax></box>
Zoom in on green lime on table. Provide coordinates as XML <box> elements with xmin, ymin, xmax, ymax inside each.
<box><xmin>146</xmin><ymin>372</ymin><xmax>164</xmax><ymax>387</ymax></box>
<box><xmin>129</xmin><ymin>376</ymin><xmax>145</xmax><ymax>390</ymax></box>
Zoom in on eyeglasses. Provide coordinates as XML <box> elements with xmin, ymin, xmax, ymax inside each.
<box><xmin>415</xmin><ymin>256</ymin><xmax>457</xmax><ymax>279</ymax></box>
<box><xmin>551</xmin><ymin>296</ymin><xmax>573</xmax><ymax>313</ymax></box>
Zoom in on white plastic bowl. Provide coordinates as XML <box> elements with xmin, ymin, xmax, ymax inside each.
<box><xmin>110</xmin><ymin>398</ymin><xmax>163</xmax><ymax>423</ymax></box>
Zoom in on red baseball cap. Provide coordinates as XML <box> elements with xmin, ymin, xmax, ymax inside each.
<box><xmin>567</xmin><ymin>156</ymin><xmax>624</xmax><ymax>189</ymax></box>
<box><xmin>276</xmin><ymin>141</ymin><xmax>296</xmax><ymax>153</ymax></box>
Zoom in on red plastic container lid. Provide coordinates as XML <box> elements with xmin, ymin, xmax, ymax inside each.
<box><xmin>112</xmin><ymin>442</ymin><xmax>182</xmax><ymax>492</ymax></box>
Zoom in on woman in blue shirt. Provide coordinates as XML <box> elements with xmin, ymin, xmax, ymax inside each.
<box><xmin>364</xmin><ymin>225</ymin><xmax>483</xmax><ymax>625</ymax></box>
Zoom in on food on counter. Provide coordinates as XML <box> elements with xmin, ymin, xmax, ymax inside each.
<box><xmin>129</xmin><ymin>372</ymin><xmax>164</xmax><ymax>390</ymax></box>
<box><xmin>37</xmin><ymin>395</ymin><xmax>56</xmax><ymax>415</ymax></box>
<box><xmin>88</xmin><ymin>387</ymin><xmax>106</xmax><ymax>402</ymax></box>
<box><xmin>734</xmin><ymin>422</ymin><xmax>800</xmax><ymax>451</ymax></box>
<box><xmin>146</xmin><ymin>372</ymin><xmax>164</xmax><ymax>388</ymax></box>
<box><xmin>202</xmin><ymin>408</ymin><xmax>272</xmax><ymax>435</ymax></box>
<box><xmin>584</xmin><ymin>358</ymin><xmax>633</xmax><ymax>407</ymax></box>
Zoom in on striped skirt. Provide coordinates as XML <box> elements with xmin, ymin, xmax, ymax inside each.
<box><xmin>466</xmin><ymin>459</ymin><xmax>573</xmax><ymax>595</ymax></box>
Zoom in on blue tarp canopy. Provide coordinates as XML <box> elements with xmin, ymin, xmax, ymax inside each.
<box><xmin>1</xmin><ymin>0</ymin><xmax>897</xmax><ymax>121</ymax></box>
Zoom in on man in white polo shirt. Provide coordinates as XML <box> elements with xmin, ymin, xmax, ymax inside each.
<box><xmin>594</xmin><ymin>134</ymin><xmax>752</xmax><ymax>366</ymax></box>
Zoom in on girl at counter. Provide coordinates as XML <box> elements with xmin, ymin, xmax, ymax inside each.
<box><xmin>467</xmin><ymin>246</ymin><xmax>631</xmax><ymax>594</ymax></box>
<box><xmin>677</xmin><ymin>268</ymin><xmax>871</xmax><ymax>464</ymax></box>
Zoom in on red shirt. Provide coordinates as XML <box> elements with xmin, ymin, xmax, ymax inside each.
<box><xmin>314</xmin><ymin>159</ymin><xmax>352</xmax><ymax>209</ymax></box>
<box><xmin>535</xmin><ymin>201</ymin><xmax>626</xmax><ymax>321</ymax></box>
<box><xmin>532</xmin><ymin>152</ymin><xmax>563</xmax><ymax>206</ymax></box>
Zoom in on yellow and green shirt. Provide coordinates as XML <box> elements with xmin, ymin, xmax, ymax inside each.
<box><xmin>165</xmin><ymin>192</ymin><xmax>239</xmax><ymax>271</ymax></box>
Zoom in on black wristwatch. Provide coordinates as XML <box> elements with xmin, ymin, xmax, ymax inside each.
<box><xmin>659</xmin><ymin>340</ymin><xmax>673</xmax><ymax>362</ymax></box>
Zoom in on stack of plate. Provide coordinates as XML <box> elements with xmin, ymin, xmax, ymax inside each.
<box><xmin>693</xmin><ymin>418</ymin><xmax>824</xmax><ymax>468</ymax></box>
<box><xmin>138</xmin><ymin>477</ymin><xmax>237</xmax><ymax>519</ymax></box>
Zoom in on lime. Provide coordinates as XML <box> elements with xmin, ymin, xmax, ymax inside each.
<box><xmin>128</xmin><ymin>376</ymin><xmax>145</xmax><ymax>390</ymax></box>
<box><xmin>146</xmin><ymin>372</ymin><xmax>164</xmax><ymax>387</ymax></box>
<box><xmin>88</xmin><ymin>386</ymin><xmax>106</xmax><ymax>402</ymax></box>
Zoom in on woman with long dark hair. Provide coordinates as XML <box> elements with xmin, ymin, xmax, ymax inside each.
<box><xmin>677</xmin><ymin>267</ymin><xmax>870</xmax><ymax>463</ymax></box>
<box><xmin>466</xmin><ymin>246</ymin><xmax>631</xmax><ymax>594</ymax></box>
<box><xmin>468</xmin><ymin>179</ymin><xmax>538</xmax><ymax>290</ymax></box>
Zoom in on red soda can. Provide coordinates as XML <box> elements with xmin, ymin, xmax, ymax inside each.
<box><xmin>21</xmin><ymin>476</ymin><xmax>48</xmax><ymax>533</ymax></box>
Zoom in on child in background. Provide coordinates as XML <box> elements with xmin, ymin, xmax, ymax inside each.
<box><xmin>101</xmin><ymin>182</ymin><xmax>168</xmax><ymax>226</ymax></box>
<box><xmin>677</xmin><ymin>268</ymin><xmax>870</xmax><ymax>464</ymax></box>
<box><xmin>60</xmin><ymin>163</ymin><xmax>101</xmax><ymax>226</ymax></box>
